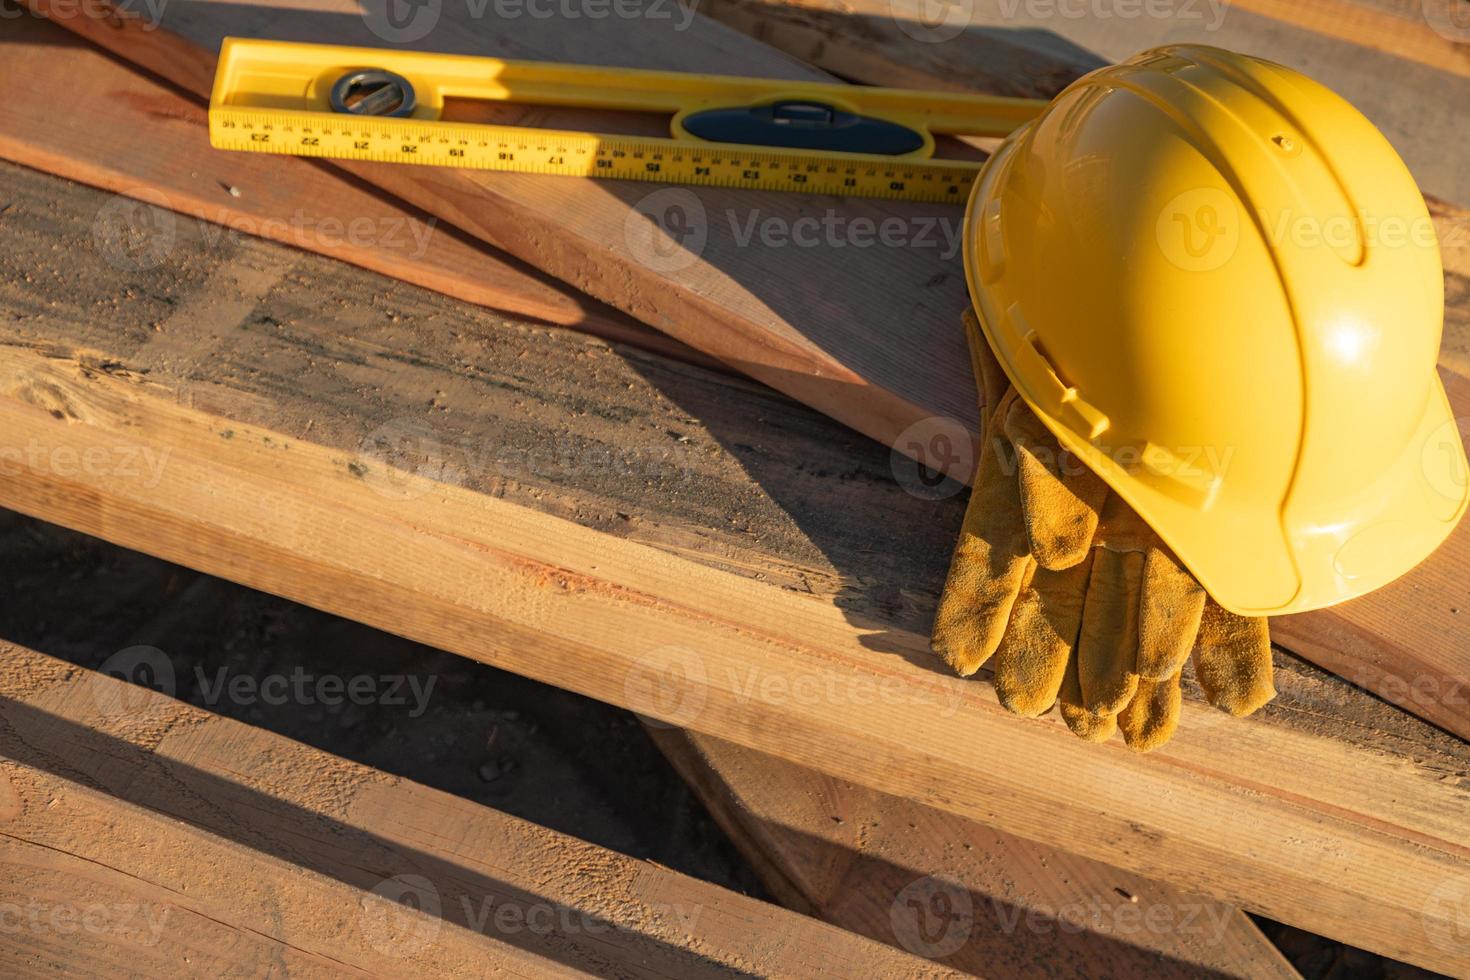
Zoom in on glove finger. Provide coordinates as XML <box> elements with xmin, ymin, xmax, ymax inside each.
<box><xmin>961</xmin><ymin>309</ymin><xmax>1009</xmax><ymax>428</ymax></box>
<box><xmin>1118</xmin><ymin>670</ymin><xmax>1183</xmax><ymax>752</ymax></box>
<box><xmin>992</xmin><ymin>555</ymin><xmax>1091</xmax><ymax>717</ymax></box>
<box><xmin>1091</xmin><ymin>482</ymin><xmax>1158</xmax><ymax>553</ymax></box>
<box><xmin>1137</xmin><ymin>547</ymin><xmax>1207</xmax><ymax>680</ymax></box>
<box><xmin>1059</xmin><ymin>650</ymin><xmax>1117</xmax><ymax>743</ymax></box>
<box><xmin>1194</xmin><ymin>602</ymin><xmax>1275</xmax><ymax>716</ymax></box>
<box><xmin>1004</xmin><ymin>399</ymin><xmax>1108</xmax><ymax>571</ymax></box>
<box><xmin>1076</xmin><ymin>547</ymin><xmax>1143</xmax><ymax>715</ymax></box>
<box><xmin>931</xmin><ymin>390</ymin><xmax>1033</xmax><ymax>676</ymax></box>
<box><xmin>930</xmin><ymin>517</ymin><xmax>1031</xmax><ymax>677</ymax></box>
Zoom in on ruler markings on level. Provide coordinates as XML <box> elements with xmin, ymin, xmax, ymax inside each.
<box><xmin>211</xmin><ymin>110</ymin><xmax>979</xmax><ymax>202</ymax></box>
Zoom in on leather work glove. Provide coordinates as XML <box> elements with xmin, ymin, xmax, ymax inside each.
<box><xmin>931</xmin><ymin>312</ymin><xmax>1276</xmax><ymax>751</ymax></box>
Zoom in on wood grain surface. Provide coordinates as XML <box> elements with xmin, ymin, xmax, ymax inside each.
<box><xmin>649</xmin><ymin>728</ymin><xmax>1302</xmax><ymax>979</ymax></box>
<box><xmin>0</xmin><ymin>161</ymin><xmax>1466</xmax><ymax>972</ymax></box>
<box><xmin>0</xmin><ymin>640</ymin><xmax>950</xmax><ymax>977</ymax></box>
<box><xmin>21</xmin><ymin>0</ymin><xmax>986</xmax><ymax>448</ymax></box>
<box><xmin>0</xmin><ymin>20</ymin><xmax>705</xmax><ymax>361</ymax></box>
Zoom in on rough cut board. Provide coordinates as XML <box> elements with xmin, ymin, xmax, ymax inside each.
<box><xmin>649</xmin><ymin>728</ymin><xmax>1300</xmax><ymax>979</ymax></box>
<box><xmin>0</xmin><ymin>19</ymin><xmax>716</xmax><ymax>368</ymax></box>
<box><xmin>699</xmin><ymin>0</ymin><xmax>1470</xmax><ymax>201</ymax></box>
<box><xmin>0</xmin><ymin>641</ymin><xmax>953</xmax><ymax>978</ymax></box>
<box><xmin>1</xmin><ymin>162</ymin><xmax>1468</xmax><ymax>973</ymax></box>
<box><xmin>37</xmin><ymin>0</ymin><xmax>1470</xmax><ymax>750</ymax></box>
<box><xmin>28</xmin><ymin>0</ymin><xmax>984</xmax><ymax>445</ymax></box>
<box><xmin>0</xmin><ymin>494</ymin><xmax>1290</xmax><ymax>980</ymax></box>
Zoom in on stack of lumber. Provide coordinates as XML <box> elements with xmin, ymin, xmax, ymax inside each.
<box><xmin>0</xmin><ymin>0</ymin><xmax>1467</xmax><ymax>974</ymax></box>
<box><xmin>0</xmin><ymin>639</ymin><xmax>947</xmax><ymax>977</ymax></box>
<box><xmin>0</xmin><ymin>149</ymin><xmax>1299</xmax><ymax>977</ymax></box>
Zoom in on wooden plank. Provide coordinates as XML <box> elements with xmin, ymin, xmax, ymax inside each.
<box><xmin>1227</xmin><ymin>0</ymin><xmax>1470</xmax><ymax>80</ymax></box>
<box><xmin>0</xmin><ymin>490</ymin><xmax>1274</xmax><ymax>980</ymax></box>
<box><xmin>0</xmin><ymin>641</ymin><xmax>950</xmax><ymax>978</ymax></box>
<box><xmin>25</xmin><ymin>0</ymin><xmax>986</xmax><ymax>445</ymax></box>
<box><xmin>685</xmin><ymin>0</ymin><xmax>1105</xmax><ymax>99</ymax></box>
<box><xmin>0</xmin><ymin>18</ymin><xmax>718</xmax><ymax>370</ymax></box>
<box><xmin>35</xmin><ymin>0</ymin><xmax>1470</xmax><ymax>747</ymax></box>
<box><xmin>0</xmin><ymin>162</ymin><xmax>1467</xmax><ymax>973</ymax></box>
<box><xmin>649</xmin><ymin>728</ymin><xmax>1301</xmax><ymax>979</ymax></box>
<box><xmin>696</xmin><ymin>0</ymin><xmax>1470</xmax><ymax>202</ymax></box>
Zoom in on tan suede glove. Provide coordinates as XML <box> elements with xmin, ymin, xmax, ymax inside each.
<box><xmin>932</xmin><ymin>312</ymin><xmax>1276</xmax><ymax>751</ymax></box>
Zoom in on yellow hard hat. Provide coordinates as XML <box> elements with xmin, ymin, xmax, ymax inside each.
<box><xmin>963</xmin><ymin>44</ymin><xmax>1468</xmax><ymax>617</ymax></box>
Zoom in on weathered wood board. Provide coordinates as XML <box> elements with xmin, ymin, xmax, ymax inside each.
<box><xmin>650</xmin><ymin>728</ymin><xmax>1302</xmax><ymax>979</ymax></box>
<box><xmin>0</xmin><ymin>19</ymin><xmax>712</xmax><ymax>364</ymax></box>
<box><xmin>25</xmin><ymin>0</ymin><xmax>985</xmax><ymax>445</ymax></box>
<box><xmin>698</xmin><ymin>0</ymin><xmax>1470</xmax><ymax>201</ymax></box>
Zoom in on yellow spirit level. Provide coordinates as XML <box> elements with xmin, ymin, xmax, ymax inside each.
<box><xmin>208</xmin><ymin>38</ymin><xmax>1048</xmax><ymax>203</ymax></box>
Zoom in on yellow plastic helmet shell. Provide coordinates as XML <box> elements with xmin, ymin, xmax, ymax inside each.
<box><xmin>963</xmin><ymin>44</ymin><xmax>1468</xmax><ymax>616</ymax></box>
